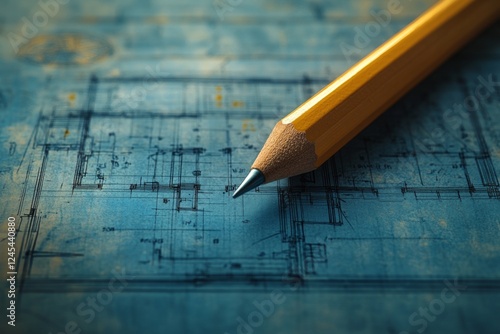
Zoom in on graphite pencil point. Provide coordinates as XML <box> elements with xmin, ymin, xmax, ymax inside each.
<box><xmin>232</xmin><ymin>169</ymin><xmax>265</xmax><ymax>198</ymax></box>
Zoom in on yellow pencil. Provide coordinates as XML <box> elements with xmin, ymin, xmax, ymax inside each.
<box><xmin>233</xmin><ymin>0</ymin><xmax>500</xmax><ymax>198</ymax></box>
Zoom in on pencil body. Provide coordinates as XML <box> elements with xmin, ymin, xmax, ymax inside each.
<box><xmin>250</xmin><ymin>0</ymin><xmax>500</xmax><ymax>185</ymax></box>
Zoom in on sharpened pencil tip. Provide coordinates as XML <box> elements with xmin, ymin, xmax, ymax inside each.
<box><xmin>232</xmin><ymin>169</ymin><xmax>265</xmax><ymax>198</ymax></box>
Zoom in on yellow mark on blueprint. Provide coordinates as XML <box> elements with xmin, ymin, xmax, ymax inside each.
<box><xmin>232</xmin><ymin>100</ymin><xmax>244</xmax><ymax>108</ymax></box>
<box><xmin>68</xmin><ymin>92</ymin><xmax>77</xmax><ymax>107</ymax></box>
<box><xmin>242</xmin><ymin>119</ymin><xmax>256</xmax><ymax>132</ymax></box>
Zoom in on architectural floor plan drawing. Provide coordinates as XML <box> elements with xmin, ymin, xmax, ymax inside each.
<box><xmin>0</xmin><ymin>0</ymin><xmax>499</xmax><ymax>333</ymax></box>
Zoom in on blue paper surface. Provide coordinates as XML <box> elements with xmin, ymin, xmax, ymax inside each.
<box><xmin>1</xmin><ymin>1</ymin><xmax>499</xmax><ymax>333</ymax></box>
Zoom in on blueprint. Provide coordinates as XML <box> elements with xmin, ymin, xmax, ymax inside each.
<box><xmin>0</xmin><ymin>0</ymin><xmax>499</xmax><ymax>333</ymax></box>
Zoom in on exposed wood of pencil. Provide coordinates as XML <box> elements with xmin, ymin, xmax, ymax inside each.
<box><xmin>253</xmin><ymin>0</ymin><xmax>500</xmax><ymax>183</ymax></box>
